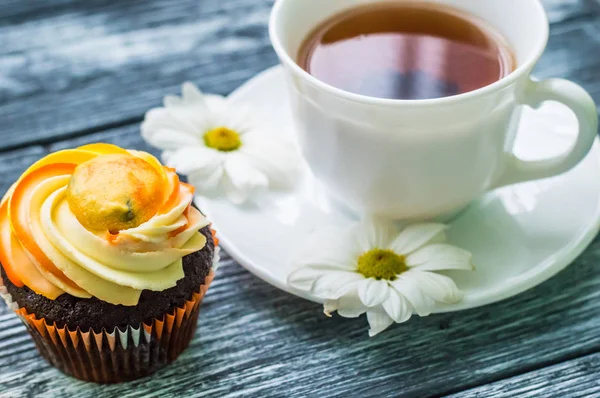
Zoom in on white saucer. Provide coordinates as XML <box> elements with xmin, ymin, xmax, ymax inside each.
<box><xmin>200</xmin><ymin>66</ymin><xmax>600</xmax><ymax>312</ymax></box>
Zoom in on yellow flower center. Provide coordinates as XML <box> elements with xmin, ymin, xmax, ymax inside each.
<box><xmin>357</xmin><ymin>249</ymin><xmax>407</xmax><ymax>280</ymax></box>
<box><xmin>204</xmin><ymin>127</ymin><xmax>242</xmax><ymax>152</ymax></box>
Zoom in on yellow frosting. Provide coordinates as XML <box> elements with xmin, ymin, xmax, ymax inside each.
<box><xmin>0</xmin><ymin>145</ymin><xmax>209</xmax><ymax>306</ymax></box>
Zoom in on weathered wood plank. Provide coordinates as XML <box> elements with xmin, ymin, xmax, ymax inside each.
<box><xmin>0</xmin><ymin>0</ymin><xmax>591</xmax><ymax>57</ymax></box>
<box><xmin>2</xmin><ymin>0</ymin><xmax>588</xmax><ymax>29</ymax></box>
<box><xmin>0</xmin><ymin>125</ymin><xmax>600</xmax><ymax>397</ymax></box>
<box><xmin>542</xmin><ymin>0</ymin><xmax>600</xmax><ymax>23</ymax></box>
<box><xmin>0</xmin><ymin>0</ymin><xmax>277</xmax><ymax>150</ymax></box>
<box><xmin>447</xmin><ymin>353</ymin><xmax>600</xmax><ymax>398</ymax></box>
<box><xmin>0</xmin><ymin>0</ymin><xmax>598</xmax><ymax>151</ymax></box>
<box><xmin>1</xmin><ymin>1</ymin><xmax>600</xmax><ymax>396</ymax></box>
<box><xmin>1</xmin><ymin>0</ymin><xmax>77</xmax><ymax>22</ymax></box>
<box><xmin>0</xmin><ymin>146</ymin><xmax>47</xmax><ymax>195</ymax></box>
<box><xmin>535</xmin><ymin>15</ymin><xmax>600</xmax><ymax>80</ymax></box>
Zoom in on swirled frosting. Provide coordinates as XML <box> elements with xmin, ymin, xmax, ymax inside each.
<box><xmin>0</xmin><ymin>144</ymin><xmax>209</xmax><ymax>305</ymax></box>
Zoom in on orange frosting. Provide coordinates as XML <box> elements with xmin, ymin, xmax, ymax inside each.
<box><xmin>0</xmin><ymin>143</ymin><xmax>202</xmax><ymax>301</ymax></box>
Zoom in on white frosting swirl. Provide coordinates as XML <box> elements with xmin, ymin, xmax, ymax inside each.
<box><xmin>26</xmin><ymin>170</ymin><xmax>209</xmax><ymax>306</ymax></box>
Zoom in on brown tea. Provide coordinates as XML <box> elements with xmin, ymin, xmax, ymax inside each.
<box><xmin>298</xmin><ymin>3</ymin><xmax>516</xmax><ymax>100</ymax></box>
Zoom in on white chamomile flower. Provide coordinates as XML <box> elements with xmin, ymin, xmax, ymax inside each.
<box><xmin>287</xmin><ymin>218</ymin><xmax>474</xmax><ymax>337</ymax></box>
<box><xmin>141</xmin><ymin>82</ymin><xmax>300</xmax><ymax>204</ymax></box>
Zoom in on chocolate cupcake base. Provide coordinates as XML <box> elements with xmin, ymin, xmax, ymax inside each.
<box><xmin>3</xmin><ymin>226</ymin><xmax>215</xmax><ymax>331</ymax></box>
<box><xmin>8</xmin><ymin>272</ymin><xmax>213</xmax><ymax>383</ymax></box>
<box><xmin>0</xmin><ymin>226</ymin><xmax>216</xmax><ymax>383</ymax></box>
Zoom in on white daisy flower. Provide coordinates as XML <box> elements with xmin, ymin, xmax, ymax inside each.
<box><xmin>287</xmin><ymin>218</ymin><xmax>474</xmax><ymax>336</ymax></box>
<box><xmin>141</xmin><ymin>82</ymin><xmax>300</xmax><ymax>204</ymax></box>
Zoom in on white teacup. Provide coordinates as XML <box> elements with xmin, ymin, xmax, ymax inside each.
<box><xmin>269</xmin><ymin>0</ymin><xmax>598</xmax><ymax>220</ymax></box>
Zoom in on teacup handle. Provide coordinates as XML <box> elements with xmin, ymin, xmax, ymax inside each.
<box><xmin>494</xmin><ymin>78</ymin><xmax>598</xmax><ymax>188</ymax></box>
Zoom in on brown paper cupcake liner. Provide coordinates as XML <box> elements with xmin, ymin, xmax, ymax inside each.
<box><xmin>0</xmin><ymin>271</ymin><xmax>214</xmax><ymax>383</ymax></box>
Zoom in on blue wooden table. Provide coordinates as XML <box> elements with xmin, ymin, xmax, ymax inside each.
<box><xmin>1</xmin><ymin>1</ymin><xmax>600</xmax><ymax>397</ymax></box>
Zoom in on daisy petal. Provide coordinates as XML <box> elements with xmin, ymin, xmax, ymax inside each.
<box><xmin>297</xmin><ymin>258</ymin><xmax>356</xmax><ymax>272</ymax></box>
<box><xmin>382</xmin><ymin>288</ymin><xmax>412</xmax><ymax>323</ymax></box>
<box><xmin>222</xmin><ymin>173</ymin><xmax>267</xmax><ymax>204</ymax></box>
<box><xmin>142</xmin><ymin>107</ymin><xmax>201</xmax><ymax>142</ymax></box>
<box><xmin>390</xmin><ymin>275</ymin><xmax>435</xmax><ymax>316</ymax></box>
<box><xmin>165</xmin><ymin>104</ymin><xmax>212</xmax><ymax>135</ymax></box>
<box><xmin>210</xmin><ymin>101</ymin><xmax>254</xmax><ymax>133</ymax></box>
<box><xmin>293</xmin><ymin>227</ymin><xmax>357</xmax><ymax>272</ymax></box>
<box><xmin>312</xmin><ymin>271</ymin><xmax>364</xmax><ymax>300</ymax></box>
<box><xmin>389</xmin><ymin>223</ymin><xmax>447</xmax><ymax>255</ymax></box>
<box><xmin>160</xmin><ymin>86</ymin><xmax>215</xmax><ymax>133</ymax></box>
<box><xmin>406</xmin><ymin>244</ymin><xmax>474</xmax><ymax>271</ymax></box>
<box><xmin>203</xmin><ymin>94</ymin><xmax>230</xmax><ymax>113</ymax></box>
<box><xmin>357</xmin><ymin>278</ymin><xmax>390</xmax><ymax>307</ymax></box>
<box><xmin>355</xmin><ymin>217</ymin><xmax>398</xmax><ymax>253</ymax></box>
<box><xmin>367</xmin><ymin>308</ymin><xmax>395</xmax><ymax>337</ymax></box>
<box><xmin>337</xmin><ymin>292</ymin><xmax>367</xmax><ymax>318</ymax></box>
<box><xmin>164</xmin><ymin>95</ymin><xmax>183</xmax><ymax>108</ymax></box>
<box><xmin>406</xmin><ymin>270</ymin><xmax>464</xmax><ymax>304</ymax></box>
<box><xmin>188</xmin><ymin>166</ymin><xmax>224</xmax><ymax>193</ymax></box>
<box><xmin>324</xmin><ymin>299</ymin><xmax>338</xmax><ymax>317</ymax></box>
<box><xmin>142</xmin><ymin>127</ymin><xmax>201</xmax><ymax>150</ymax></box>
<box><xmin>162</xmin><ymin>146</ymin><xmax>223</xmax><ymax>175</ymax></box>
<box><xmin>181</xmin><ymin>82</ymin><xmax>205</xmax><ymax>104</ymax></box>
<box><xmin>222</xmin><ymin>155</ymin><xmax>269</xmax><ymax>204</ymax></box>
<box><xmin>241</xmin><ymin>135</ymin><xmax>301</xmax><ymax>189</ymax></box>
<box><xmin>297</xmin><ymin>262</ymin><xmax>353</xmax><ymax>273</ymax></box>
<box><xmin>287</xmin><ymin>267</ymin><xmax>324</xmax><ymax>291</ymax></box>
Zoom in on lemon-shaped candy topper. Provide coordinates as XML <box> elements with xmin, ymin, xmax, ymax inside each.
<box><xmin>67</xmin><ymin>154</ymin><xmax>164</xmax><ymax>232</ymax></box>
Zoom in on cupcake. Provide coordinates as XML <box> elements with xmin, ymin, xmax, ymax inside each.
<box><xmin>0</xmin><ymin>143</ymin><xmax>217</xmax><ymax>383</ymax></box>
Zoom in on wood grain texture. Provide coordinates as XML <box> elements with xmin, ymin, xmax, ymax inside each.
<box><xmin>0</xmin><ymin>0</ymin><xmax>599</xmax><ymax>150</ymax></box>
<box><xmin>448</xmin><ymin>353</ymin><xmax>600</xmax><ymax>398</ymax></box>
<box><xmin>0</xmin><ymin>124</ymin><xmax>600</xmax><ymax>397</ymax></box>
<box><xmin>0</xmin><ymin>0</ymin><xmax>277</xmax><ymax>150</ymax></box>
<box><xmin>1</xmin><ymin>0</ymin><xmax>600</xmax><ymax>397</ymax></box>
